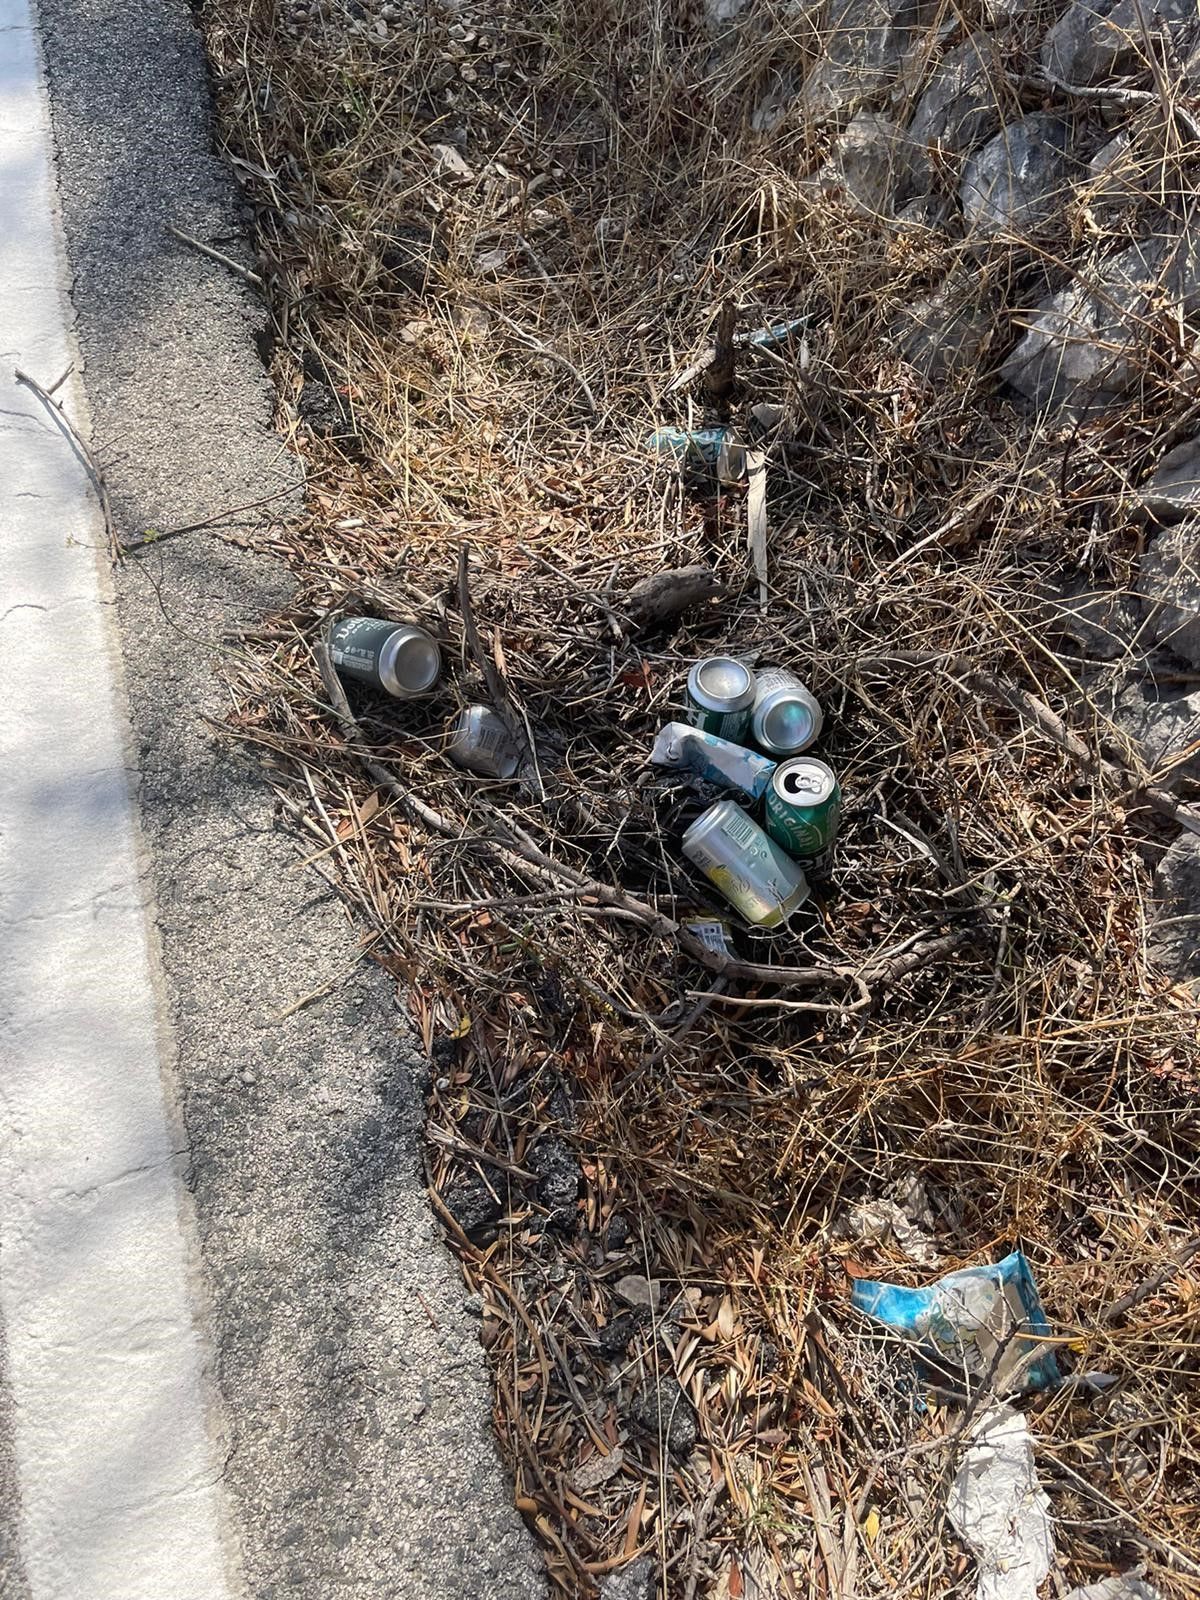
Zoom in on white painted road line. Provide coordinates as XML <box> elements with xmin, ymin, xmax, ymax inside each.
<box><xmin>0</xmin><ymin>10</ymin><xmax>237</xmax><ymax>1599</ymax></box>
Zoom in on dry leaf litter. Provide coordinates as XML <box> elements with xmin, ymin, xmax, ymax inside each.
<box><xmin>188</xmin><ymin>0</ymin><xmax>1200</xmax><ymax>1592</ymax></box>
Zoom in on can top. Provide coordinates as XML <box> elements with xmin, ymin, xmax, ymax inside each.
<box><xmin>773</xmin><ymin>757</ymin><xmax>838</xmax><ymax>807</ymax></box>
<box><xmin>688</xmin><ymin>657</ymin><xmax>755</xmax><ymax>713</ymax></box>
<box><xmin>385</xmin><ymin>625</ymin><xmax>441</xmax><ymax>694</ymax></box>
<box><xmin>756</xmin><ymin>692</ymin><xmax>817</xmax><ymax>754</ymax></box>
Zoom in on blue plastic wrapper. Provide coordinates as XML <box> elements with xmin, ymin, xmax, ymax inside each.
<box><xmin>851</xmin><ymin>1250</ymin><xmax>1060</xmax><ymax>1394</ymax></box>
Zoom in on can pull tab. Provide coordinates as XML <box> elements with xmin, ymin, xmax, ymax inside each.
<box><xmin>782</xmin><ymin>770</ymin><xmax>822</xmax><ymax>798</ymax></box>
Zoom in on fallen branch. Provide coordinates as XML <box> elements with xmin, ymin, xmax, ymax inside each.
<box><xmin>15</xmin><ymin>367</ymin><xmax>119</xmax><ymax>560</ymax></box>
<box><xmin>1104</xmin><ymin>1234</ymin><xmax>1200</xmax><ymax>1325</ymax></box>
<box><xmin>621</xmin><ymin>563</ymin><xmax>726</xmax><ymax>628</ymax></box>
<box><xmin>166</xmin><ymin>223</ymin><xmax>265</xmax><ymax>288</ymax></box>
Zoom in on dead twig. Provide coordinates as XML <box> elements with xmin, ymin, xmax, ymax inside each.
<box><xmin>165</xmin><ymin>223</ymin><xmax>265</xmax><ymax>287</ymax></box>
<box><xmin>14</xmin><ymin>367</ymin><xmax>119</xmax><ymax>561</ymax></box>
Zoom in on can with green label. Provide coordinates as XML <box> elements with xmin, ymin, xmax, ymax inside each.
<box><xmin>764</xmin><ymin>757</ymin><xmax>841</xmax><ymax>859</ymax></box>
<box><xmin>684</xmin><ymin>657</ymin><xmax>756</xmax><ymax>742</ymax></box>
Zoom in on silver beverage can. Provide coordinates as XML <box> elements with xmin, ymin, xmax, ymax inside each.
<box><xmin>682</xmin><ymin>799</ymin><xmax>809</xmax><ymax>929</ymax></box>
<box><xmin>446</xmin><ymin>705</ymin><xmax>520</xmax><ymax>778</ymax></box>
<box><xmin>329</xmin><ymin>616</ymin><xmax>441</xmax><ymax>699</ymax></box>
<box><xmin>684</xmin><ymin>657</ymin><xmax>757</xmax><ymax>742</ymax></box>
<box><xmin>751</xmin><ymin>668</ymin><xmax>823</xmax><ymax>757</ymax></box>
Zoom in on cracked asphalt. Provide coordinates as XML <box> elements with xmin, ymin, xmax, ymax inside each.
<box><xmin>0</xmin><ymin>0</ymin><xmax>547</xmax><ymax>1592</ymax></box>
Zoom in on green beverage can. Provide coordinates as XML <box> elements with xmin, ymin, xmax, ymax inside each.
<box><xmin>684</xmin><ymin>657</ymin><xmax>756</xmax><ymax>741</ymax></box>
<box><xmin>764</xmin><ymin>757</ymin><xmax>841</xmax><ymax>859</ymax></box>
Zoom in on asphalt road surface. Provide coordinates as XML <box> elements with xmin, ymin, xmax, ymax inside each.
<box><xmin>0</xmin><ymin>0</ymin><xmax>545</xmax><ymax>1593</ymax></box>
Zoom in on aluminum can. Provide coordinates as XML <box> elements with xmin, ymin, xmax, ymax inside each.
<box><xmin>446</xmin><ymin>705</ymin><xmax>520</xmax><ymax>778</ymax></box>
<box><xmin>751</xmin><ymin>668</ymin><xmax>823</xmax><ymax>757</ymax></box>
<box><xmin>329</xmin><ymin>616</ymin><xmax>441</xmax><ymax>699</ymax></box>
<box><xmin>684</xmin><ymin>657</ymin><xmax>756</xmax><ymax>742</ymax></box>
<box><xmin>764</xmin><ymin>757</ymin><xmax>840</xmax><ymax>859</ymax></box>
<box><xmin>682</xmin><ymin>800</ymin><xmax>809</xmax><ymax>929</ymax></box>
<box><xmin>649</xmin><ymin>722</ymin><xmax>776</xmax><ymax>801</ymax></box>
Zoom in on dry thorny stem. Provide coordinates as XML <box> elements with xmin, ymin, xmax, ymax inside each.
<box><xmin>192</xmin><ymin>0</ymin><xmax>1200</xmax><ymax>1592</ymax></box>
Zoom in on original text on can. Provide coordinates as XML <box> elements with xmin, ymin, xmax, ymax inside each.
<box><xmin>682</xmin><ymin>799</ymin><xmax>808</xmax><ymax>929</ymax></box>
<box><xmin>329</xmin><ymin>616</ymin><xmax>442</xmax><ymax>699</ymax></box>
<box><xmin>765</xmin><ymin>757</ymin><xmax>841</xmax><ymax>858</ymax></box>
<box><xmin>684</xmin><ymin>657</ymin><xmax>756</xmax><ymax>742</ymax></box>
<box><xmin>751</xmin><ymin>668</ymin><xmax>824</xmax><ymax>757</ymax></box>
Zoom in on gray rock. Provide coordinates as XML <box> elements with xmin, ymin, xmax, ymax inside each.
<box><xmin>897</xmin><ymin>278</ymin><xmax>997</xmax><ymax>380</ymax></box>
<box><xmin>821</xmin><ymin>111</ymin><xmax>906</xmax><ymax>215</ymax></box>
<box><xmin>1149</xmin><ymin>833</ymin><xmax>1200</xmax><ymax>984</ymax></box>
<box><xmin>629</xmin><ymin>1375</ymin><xmax>698</xmax><ymax>1460</ymax></box>
<box><xmin>1084</xmin><ymin>126</ymin><xmax>1141</xmax><ymax>208</ymax></box>
<box><xmin>960</xmin><ymin>115</ymin><xmax>1073</xmax><ymax>238</ymax></box>
<box><xmin>801</xmin><ymin>0</ymin><xmax>935</xmax><ymax>120</ymax></box>
<box><xmin>600</xmin><ymin>1556</ymin><xmax>655</xmax><ymax>1600</ymax></box>
<box><xmin>1138</xmin><ymin>436</ymin><xmax>1200</xmax><ymax>522</ymax></box>
<box><xmin>1042</xmin><ymin>0</ymin><xmax>1199</xmax><ymax>86</ymax></box>
<box><xmin>1002</xmin><ymin>231</ymin><xmax>1200</xmax><ymax>413</ymax></box>
<box><xmin>904</xmin><ymin>34</ymin><xmax>1006</xmax><ymax>197</ymax></box>
<box><xmin>1044</xmin><ymin>580</ymin><xmax>1146</xmax><ymax>660</ymax></box>
<box><xmin>1139</xmin><ymin>520</ymin><xmax>1200</xmax><ymax>667</ymax></box>
<box><xmin>1108</xmin><ymin>685</ymin><xmax>1200</xmax><ymax>784</ymax></box>
<box><xmin>893</xmin><ymin>193</ymin><xmax>953</xmax><ymax>229</ymax></box>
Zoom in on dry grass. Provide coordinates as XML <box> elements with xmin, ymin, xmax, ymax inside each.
<box><xmin>193</xmin><ymin>0</ymin><xmax>1200</xmax><ymax>1592</ymax></box>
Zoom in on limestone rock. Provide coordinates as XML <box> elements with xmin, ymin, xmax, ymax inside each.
<box><xmin>1149</xmin><ymin>833</ymin><xmax>1200</xmax><ymax>985</ymax></box>
<box><xmin>1109</xmin><ymin>685</ymin><xmax>1200</xmax><ymax>785</ymax></box>
<box><xmin>897</xmin><ymin>278</ymin><xmax>996</xmax><ymax>380</ymax></box>
<box><xmin>904</xmin><ymin>34</ymin><xmax>1006</xmax><ymax>197</ymax></box>
<box><xmin>1047</xmin><ymin>581</ymin><xmax>1145</xmax><ymax>660</ymax></box>
<box><xmin>1084</xmin><ymin>128</ymin><xmax>1139</xmax><ymax>207</ymax></box>
<box><xmin>801</xmin><ymin>0</ymin><xmax>935</xmax><ymax>121</ymax></box>
<box><xmin>1002</xmin><ymin>232</ymin><xmax>1200</xmax><ymax>413</ymax></box>
<box><xmin>1138</xmin><ymin>437</ymin><xmax>1200</xmax><ymax>523</ymax></box>
<box><xmin>1042</xmin><ymin>0</ymin><xmax>1199</xmax><ymax>86</ymax></box>
<box><xmin>821</xmin><ymin>111</ymin><xmax>905</xmax><ymax>215</ymax></box>
<box><xmin>960</xmin><ymin>114</ymin><xmax>1073</xmax><ymax>238</ymax></box>
<box><xmin>1139</xmin><ymin>520</ymin><xmax>1200</xmax><ymax>667</ymax></box>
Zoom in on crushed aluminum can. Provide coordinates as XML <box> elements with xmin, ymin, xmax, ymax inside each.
<box><xmin>684</xmin><ymin>657</ymin><xmax>757</xmax><ymax>743</ymax></box>
<box><xmin>751</xmin><ymin>667</ymin><xmax>824</xmax><ymax>757</ymax></box>
<box><xmin>329</xmin><ymin>616</ymin><xmax>441</xmax><ymax>699</ymax></box>
<box><xmin>650</xmin><ymin>722</ymin><xmax>776</xmax><ymax>802</ymax></box>
<box><xmin>682</xmin><ymin>799</ymin><xmax>808</xmax><ymax>929</ymax></box>
<box><xmin>745</xmin><ymin>316</ymin><xmax>807</xmax><ymax>349</ymax></box>
<box><xmin>647</xmin><ymin>427</ymin><xmax>746</xmax><ymax>483</ymax></box>
<box><xmin>446</xmin><ymin>705</ymin><xmax>520</xmax><ymax>778</ymax></box>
